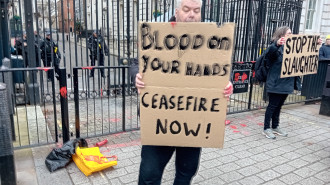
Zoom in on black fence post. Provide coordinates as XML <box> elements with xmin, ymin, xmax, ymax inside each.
<box><xmin>73</xmin><ymin>68</ymin><xmax>80</xmax><ymax>138</ymax></box>
<box><xmin>0</xmin><ymin>0</ymin><xmax>10</xmax><ymax>65</ymax></box>
<box><xmin>59</xmin><ymin>68</ymin><xmax>70</xmax><ymax>143</ymax></box>
<box><xmin>23</xmin><ymin>0</ymin><xmax>40</xmax><ymax>105</ymax></box>
<box><xmin>126</xmin><ymin>0</ymin><xmax>131</xmax><ymax>59</ymax></box>
<box><xmin>51</xmin><ymin>69</ymin><xmax>58</xmax><ymax>143</ymax></box>
<box><xmin>242</xmin><ymin>0</ymin><xmax>253</xmax><ymax>62</ymax></box>
<box><xmin>248</xmin><ymin>0</ymin><xmax>263</xmax><ymax>110</ymax></box>
<box><xmin>122</xmin><ymin>67</ymin><xmax>126</xmax><ymax>132</ymax></box>
<box><xmin>201</xmin><ymin>0</ymin><xmax>206</xmax><ymax>22</ymax></box>
<box><xmin>248</xmin><ymin>63</ymin><xmax>255</xmax><ymax>110</ymax></box>
<box><xmin>23</xmin><ymin>0</ymin><xmax>36</xmax><ymax>67</ymax></box>
<box><xmin>293</xmin><ymin>1</ymin><xmax>303</xmax><ymax>34</ymax></box>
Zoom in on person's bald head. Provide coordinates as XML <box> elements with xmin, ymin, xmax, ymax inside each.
<box><xmin>175</xmin><ymin>0</ymin><xmax>202</xmax><ymax>22</ymax></box>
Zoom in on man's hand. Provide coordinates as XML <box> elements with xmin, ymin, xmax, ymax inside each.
<box><xmin>135</xmin><ymin>73</ymin><xmax>144</xmax><ymax>94</ymax></box>
<box><xmin>318</xmin><ymin>38</ymin><xmax>323</xmax><ymax>45</ymax></box>
<box><xmin>224</xmin><ymin>81</ymin><xmax>233</xmax><ymax>100</ymax></box>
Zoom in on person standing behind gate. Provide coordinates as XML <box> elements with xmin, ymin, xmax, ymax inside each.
<box><xmin>34</xmin><ymin>30</ymin><xmax>43</xmax><ymax>67</ymax></box>
<box><xmin>40</xmin><ymin>32</ymin><xmax>61</xmax><ymax>81</ymax></box>
<box><xmin>88</xmin><ymin>30</ymin><xmax>109</xmax><ymax>78</ymax></box>
<box><xmin>135</xmin><ymin>0</ymin><xmax>233</xmax><ymax>184</ymax></box>
<box><xmin>15</xmin><ymin>32</ymin><xmax>29</xmax><ymax>67</ymax></box>
<box><xmin>319</xmin><ymin>35</ymin><xmax>330</xmax><ymax>60</ymax></box>
<box><xmin>262</xmin><ymin>27</ymin><xmax>322</xmax><ymax>139</ymax></box>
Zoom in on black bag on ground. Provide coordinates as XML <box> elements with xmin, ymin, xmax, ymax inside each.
<box><xmin>45</xmin><ymin>138</ymin><xmax>88</xmax><ymax>172</ymax></box>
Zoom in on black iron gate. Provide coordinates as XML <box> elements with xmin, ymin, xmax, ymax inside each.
<box><xmin>2</xmin><ymin>0</ymin><xmax>324</xmax><ymax>148</ymax></box>
<box><xmin>72</xmin><ymin>66</ymin><xmax>139</xmax><ymax>139</ymax></box>
<box><xmin>0</xmin><ymin>66</ymin><xmax>59</xmax><ymax>149</ymax></box>
<box><xmin>3</xmin><ymin>0</ymin><xmax>304</xmax><ymax>76</ymax></box>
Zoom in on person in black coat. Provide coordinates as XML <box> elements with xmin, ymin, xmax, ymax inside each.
<box><xmin>319</xmin><ymin>35</ymin><xmax>330</xmax><ymax>60</ymax></box>
<box><xmin>40</xmin><ymin>32</ymin><xmax>61</xmax><ymax>80</ymax></box>
<box><xmin>14</xmin><ymin>32</ymin><xmax>28</xmax><ymax>66</ymax></box>
<box><xmin>263</xmin><ymin>26</ymin><xmax>322</xmax><ymax>139</ymax></box>
<box><xmin>34</xmin><ymin>30</ymin><xmax>43</xmax><ymax>67</ymax></box>
<box><xmin>15</xmin><ymin>31</ymin><xmax>43</xmax><ymax>67</ymax></box>
<box><xmin>88</xmin><ymin>30</ymin><xmax>109</xmax><ymax>77</ymax></box>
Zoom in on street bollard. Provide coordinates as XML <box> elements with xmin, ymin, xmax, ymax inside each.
<box><xmin>320</xmin><ymin>60</ymin><xmax>330</xmax><ymax>116</ymax></box>
<box><xmin>0</xmin><ymin>83</ymin><xmax>17</xmax><ymax>185</ymax></box>
<box><xmin>1</xmin><ymin>58</ymin><xmax>16</xmax><ymax>141</ymax></box>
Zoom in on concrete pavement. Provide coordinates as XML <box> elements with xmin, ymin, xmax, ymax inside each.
<box><xmin>14</xmin><ymin>102</ymin><xmax>330</xmax><ymax>185</ymax></box>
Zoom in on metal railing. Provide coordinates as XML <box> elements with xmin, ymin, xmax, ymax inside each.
<box><xmin>3</xmin><ymin>0</ymin><xmax>327</xmax><ymax>147</ymax></box>
<box><xmin>0</xmin><ymin>67</ymin><xmax>58</xmax><ymax>149</ymax></box>
<box><xmin>228</xmin><ymin>61</ymin><xmax>308</xmax><ymax>114</ymax></box>
<box><xmin>72</xmin><ymin>66</ymin><xmax>139</xmax><ymax>139</ymax></box>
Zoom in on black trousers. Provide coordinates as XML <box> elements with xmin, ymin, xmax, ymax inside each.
<box><xmin>90</xmin><ymin>54</ymin><xmax>104</xmax><ymax>77</ymax></box>
<box><xmin>42</xmin><ymin>57</ymin><xmax>60</xmax><ymax>80</ymax></box>
<box><xmin>264</xmin><ymin>92</ymin><xmax>288</xmax><ymax>130</ymax></box>
<box><xmin>138</xmin><ymin>145</ymin><xmax>201</xmax><ymax>185</ymax></box>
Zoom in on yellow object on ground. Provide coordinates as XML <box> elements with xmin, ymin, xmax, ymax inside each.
<box><xmin>72</xmin><ymin>147</ymin><xmax>117</xmax><ymax>176</ymax></box>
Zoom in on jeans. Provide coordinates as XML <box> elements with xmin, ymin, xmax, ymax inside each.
<box><xmin>138</xmin><ymin>145</ymin><xmax>201</xmax><ymax>185</ymax></box>
<box><xmin>264</xmin><ymin>93</ymin><xmax>288</xmax><ymax>130</ymax></box>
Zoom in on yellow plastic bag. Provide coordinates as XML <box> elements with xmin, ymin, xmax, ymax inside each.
<box><xmin>72</xmin><ymin>147</ymin><xmax>117</xmax><ymax>176</ymax></box>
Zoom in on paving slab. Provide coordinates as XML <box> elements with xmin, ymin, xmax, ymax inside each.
<box><xmin>12</xmin><ymin>103</ymin><xmax>330</xmax><ymax>184</ymax></box>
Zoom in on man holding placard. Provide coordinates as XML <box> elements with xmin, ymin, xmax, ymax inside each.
<box><xmin>262</xmin><ymin>26</ymin><xmax>322</xmax><ymax>139</ymax></box>
<box><xmin>134</xmin><ymin>0</ymin><xmax>234</xmax><ymax>184</ymax></box>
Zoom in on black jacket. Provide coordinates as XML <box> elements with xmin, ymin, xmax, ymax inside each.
<box><xmin>265</xmin><ymin>42</ymin><xmax>299</xmax><ymax>94</ymax></box>
<box><xmin>88</xmin><ymin>35</ymin><xmax>109</xmax><ymax>56</ymax></box>
<box><xmin>15</xmin><ymin>38</ymin><xmax>27</xmax><ymax>56</ymax></box>
<box><xmin>319</xmin><ymin>44</ymin><xmax>330</xmax><ymax>60</ymax></box>
<box><xmin>34</xmin><ymin>35</ymin><xmax>43</xmax><ymax>67</ymax></box>
<box><xmin>40</xmin><ymin>38</ymin><xmax>61</xmax><ymax>63</ymax></box>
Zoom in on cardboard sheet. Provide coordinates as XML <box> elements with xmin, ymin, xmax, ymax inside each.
<box><xmin>138</xmin><ymin>22</ymin><xmax>236</xmax><ymax>148</ymax></box>
<box><xmin>281</xmin><ymin>35</ymin><xmax>320</xmax><ymax>78</ymax></box>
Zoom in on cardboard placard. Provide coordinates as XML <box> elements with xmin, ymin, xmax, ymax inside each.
<box><xmin>232</xmin><ymin>70</ymin><xmax>250</xmax><ymax>94</ymax></box>
<box><xmin>281</xmin><ymin>35</ymin><xmax>320</xmax><ymax>78</ymax></box>
<box><xmin>138</xmin><ymin>22</ymin><xmax>236</xmax><ymax>148</ymax></box>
